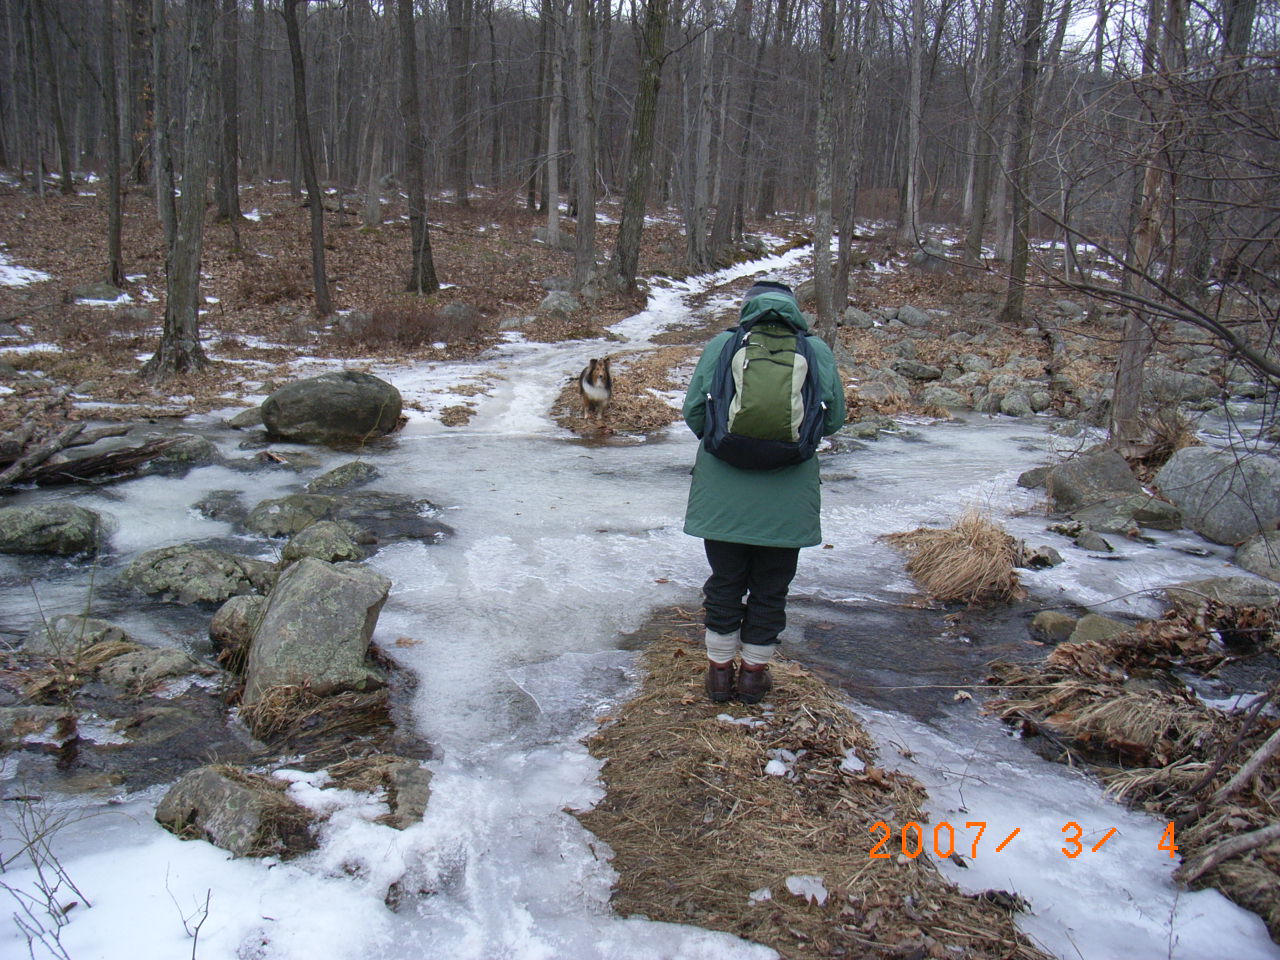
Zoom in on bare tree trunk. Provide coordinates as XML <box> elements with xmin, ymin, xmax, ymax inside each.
<box><xmin>526</xmin><ymin>0</ymin><xmax>552</xmax><ymax>211</ymax></box>
<box><xmin>545</xmin><ymin>3</ymin><xmax>564</xmax><ymax>247</ymax></box>
<box><xmin>835</xmin><ymin>0</ymin><xmax>875</xmax><ymax>309</ymax></box>
<box><xmin>685</xmin><ymin>0</ymin><xmax>714</xmax><ymax>272</ymax></box>
<box><xmin>611</xmin><ymin>0</ymin><xmax>671</xmax><ymax>290</ymax></box>
<box><xmin>141</xmin><ymin>0</ymin><xmax>217</xmax><ymax>381</ymax></box>
<box><xmin>897</xmin><ymin>0</ymin><xmax>924</xmax><ymax>243</ymax></box>
<box><xmin>250</xmin><ymin>0</ymin><xmax>265</xmax><ymax>177</ymax></box>
<box><xmin>996</xmin><ymin>0</ymin><xmax>1045</xmax><ymax>326</ymax></box>
<box><xmin>570</xmin><ymin>0</ymin><xmax>597</xmax><ymax>288</ymax></box>
<box><xmin>708</xmin><ymin>0</ymin><xmax>751</xmax><ymax>259</ymax></box>
<box><xmin>963</xmin><ymin>0</ymin><xmax>1005</xmax><ymax>264</ymax></box>
<box><xmin>126</xmin><ymin>0</ymin><xmax>150</xmax><ymax>184</ymax></box>
<box><xmin>447</xmin><ymin>0</ymin><xmax>472</xmax><ymax>207</ymax></box>
<box><xmin>813</xmin><ymin>0</ymin><xmax>837</xmax><ymax>341</ymax></box>
<box><xmin>102</xmin><ymin>0</ymin><xmax>124</xmax><ymax>287</ymax></box>
<box><xmin>33</xmin><ymin>0</ymin><xmax>74</xmax><ymax>194</ymax></box>
<box><xmin>396</xmin><ymin>0</ymin><xmax>439</xmax><ymax>294</ymax></box>
<box><xmin>1110</xmin><ymin>0</ymin><xmax>1186</xmax><ymax>446</ymax></box>
<box><xmin>152</xmin><ymin>0</ymin><xmax>176</xmax><ymax>250</ymax></box>
<box><xmin>284</xmin><ymin>0</ymin><xmax>332</xmax><ymax>316</ymax></box>
<box><xmin>215</xmin><ymin>0</ymin><xmax>243</xmax><ymax>233</ymax></box>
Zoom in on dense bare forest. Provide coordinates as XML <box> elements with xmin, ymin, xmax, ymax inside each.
<box><xmin>0</xmin><ymin>0</ymin><xmax>1277</xmax><ymax>429</ymax></box>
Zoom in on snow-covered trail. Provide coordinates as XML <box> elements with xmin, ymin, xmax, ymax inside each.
<box><xmin>2</xmin><ymin>246</ymin><xmax>1278</xmax><ymax>960</ymax></box>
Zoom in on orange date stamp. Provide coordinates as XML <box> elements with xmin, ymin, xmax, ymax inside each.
<box><xmin>869</xmin><ymin>820</ymin><xmax>1179</xmax><ymax>860</ymax></box>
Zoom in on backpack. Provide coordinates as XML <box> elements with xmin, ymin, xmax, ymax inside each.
<box><xmin>702</xmin><ymin>310</ymin><xmax>827</xmax><ymax>470</ymax></box>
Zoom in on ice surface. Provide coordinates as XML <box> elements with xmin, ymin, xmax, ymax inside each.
<box><xmin>857</xmin><ymin>705</ymin><xmax>1280</xmax><ymax>960</ymax></box>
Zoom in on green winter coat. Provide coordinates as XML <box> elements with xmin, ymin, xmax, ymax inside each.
<box><xmin>682</xmin><ymin>292</ymin><xmax>847</xmax><ymax>548</ymax></box>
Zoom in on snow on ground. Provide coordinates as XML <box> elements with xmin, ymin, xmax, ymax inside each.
<box><xmin>0</xmin><ymin>249</ymin><xmax>52</xmax><ymax>286</ymax></box>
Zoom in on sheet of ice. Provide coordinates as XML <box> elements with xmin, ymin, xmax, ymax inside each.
<box><xmin>856</xmin><ymin>704</ymin><xmax>1280</xmax><ymax>960</ymax></box>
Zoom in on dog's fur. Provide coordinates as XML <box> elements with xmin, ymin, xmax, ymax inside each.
<box><xmin>578</xmin><ymin>357</ymin><xmax>613</xmax><ymax>420</ymax></box>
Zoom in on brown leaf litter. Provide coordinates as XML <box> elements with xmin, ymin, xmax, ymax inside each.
<box><xmin>577</xmin><ymin>608</ymin><xmax>1051</xmax><ymax>959</ymax></box>
<box><xmin>986</xmin><ymin>602</ymin><xmax>1280</xmax><ymax>940</ymax></box>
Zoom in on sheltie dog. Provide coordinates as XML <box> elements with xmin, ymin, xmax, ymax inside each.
<box><xmin>578</xmin><ymin>357</ymin><xmax>613</xmax><ymax>420</ymax></box>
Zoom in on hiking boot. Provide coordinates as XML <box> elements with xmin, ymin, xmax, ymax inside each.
<box><xmin>705</xmin><ymin>660</ymin><xmax>735</xmax><ymax>703</ymax></box>
<box><xmin>738</xmin><ymin>664</ymin><xmax>772</xmax><ymax>704</ymax></box>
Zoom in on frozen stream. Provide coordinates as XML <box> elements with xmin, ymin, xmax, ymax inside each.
<box><xmin>3</xmin><ymin>254</ymin><xmax>1279</xmax><ymax>960</ymax></box>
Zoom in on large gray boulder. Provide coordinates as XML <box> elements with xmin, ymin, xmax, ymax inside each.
<box><xmin>1045</xmin><ymin>451</ymin><xmax>1144</xmax><ymax>513</ymax></box>
<box><xmin>242</xmin><ymin>557</ymin><xmax>391</xmax><ymax>708</ymax></box>
<box><xmin>261</xmin><ymin>371</ymin><xmax>402</xmax><ymax>445</ymax></box>
<box><xmin>155</xmin><ymin>765</ymin><xmax>314</xmax><ymax>858</ymax></box>
<box><xmin>0</xmin><ymin>504</ymin><xmax>105</xmax><ymax>556</ymax></box>
<box><xmin>1155</xmin><ymin>447</ymin><xmax>1280</xmax><ymax>545</ymax></box>
<box><xmin>121</xmin><ymin>545</ymin><xmax>275</xmax><ymax>605</ymax></box>
<box><xmin>1235</xmin><ymin>531</ymin><xmax>1280</xmax><ymax>583</ymax></box>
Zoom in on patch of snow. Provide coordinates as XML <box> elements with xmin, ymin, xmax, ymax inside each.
<box><xmin>0</xmin><ymin>250</ymin><xmax>52</xmax><ymax>286</ymax></box>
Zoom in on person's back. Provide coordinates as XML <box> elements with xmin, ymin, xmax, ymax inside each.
<box><xmin>682</xmin><ymin>280</ymin><xmax>846</xmax><ymax>703</ymax></box>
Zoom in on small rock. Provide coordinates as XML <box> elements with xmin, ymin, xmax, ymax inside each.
<box><xmin>24</xmin><ymin>615</ymin><xmax>130</xmax><ymax>657</ymax></box>
<box><xmin>155</xmin><ymin>765</ymin><xmax>315</xmax><ymax>858</ymax></box>
<box><xmin>538</xmin><ymin>291</ymin><xmax>580</xmax><ymax>319</ymax></box>
<box><xmin>225</xmin><ymin>406</ymin><xmax>264</xmax><ymax>429</ymax></box>
<box><xmin>121</xmin><ymin>545</ymin><xmax>275</xmax><ymax>605</ymax></box>
<box><xmin>1030</xmin><ymin>610</ymin><xmax>1077</xmax><ymax>643</ymax></box>
<box><xmin>0</xmin><ymin>503</ymin><xmax>106</xmax><ymax>557</ymax></box>
<box><xmin>896</xmin><ymin>305</ymin><xmax>932</xmax><ymax>328</ymax></box>
<box><xmin>1068</xmin><ymin>613</ymin><xmax>1132</xmax><ymax>644</ymax></box>
<box><xmin>1075</xmin><ymin>529</ymin><xmax>1113</xmax><ymax>552</ymax></box>
<box><xmin>1018</xmin><ymin>465</ymin><xmax>1050</xmax><ymax>489</ymax></box>
<box><xmin>1235</xmin><ymin>531</ymin><xmax>1280</xmax><ymax>583</ymax></box>
<box><xmin>209</xmin><ymin>594</ymin><xmax>267</xmax><ymax>672</ymax></box>
<box><xmin>306</xmin><ymin>460</ymin><xmax>380</xmax><ymax>494</ymax></box>
<box><xmin>280</xmin><ymin>520</ymin><xmax>364</xmax><ymax>567</ymax></box>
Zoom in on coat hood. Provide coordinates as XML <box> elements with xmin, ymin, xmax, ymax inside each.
<box><xmin>739</xmin><ymin>289</ymin><xmax>810</xmax><ymax>333</ymax></box>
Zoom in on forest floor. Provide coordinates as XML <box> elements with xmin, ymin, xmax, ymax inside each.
<box><xmin>0</xmin><ymin>176</ymin><xmax>1096</xmax><ymax>441</ymax></box>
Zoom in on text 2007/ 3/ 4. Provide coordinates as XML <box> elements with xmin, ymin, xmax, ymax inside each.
<box><xmin>868</xmin><ymin>821</ymin><xmax>1180</xmax><ymax>860</ymax></box>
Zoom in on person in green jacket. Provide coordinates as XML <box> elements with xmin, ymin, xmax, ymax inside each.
<box><xmin>682</xmin><ymin>280</ymin><xmax>847</xmax><ymax>704</ymax></box>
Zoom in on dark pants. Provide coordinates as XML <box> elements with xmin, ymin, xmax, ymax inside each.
<box><xmin>702</xmin><ymin>539</ymin><xmax>800</xmax><ymax>647</ymax></box>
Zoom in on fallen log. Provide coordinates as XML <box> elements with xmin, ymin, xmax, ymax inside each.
<box><xmin>18</xmin><ymin>435</ymin><xmax>185</xmax><ymax>486</ymax></box>
<box><xmin>0</xmin><ymin>422</ymin><xmax>86</xmax><ymax>487</ymax></box>
<box><xmin>1179</xmin><ymin>822</ymin><xmax>1280</xmax><ymax>884</ymax></box>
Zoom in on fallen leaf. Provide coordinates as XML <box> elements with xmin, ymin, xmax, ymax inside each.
<box><xmin>952</xmin><ymin>690</ymin><xmax>972</xmax><ymax>702</ymax></box>
<box><xmin>394</xmin><ymin>636</ymin><xmax>421</xmax><ymax>647</ymax></box>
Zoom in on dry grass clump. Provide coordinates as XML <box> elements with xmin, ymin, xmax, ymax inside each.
<box><xmin>986</xmin><ymin>601</ymin><xmax>1280</xmax><ymax>939</ymax></box>
<box><xmin>577</xmin><ymin>610</ymin><xmax>1051</xmax><ymax>960</ymax></box>
<box><xmin>880</xmin><ymin>510</ymin><xmax>1025</xmax><ymax>605</ymax></box>
<box><xmin>1130</xmin><ymin>406</ymin><xmax>1202</xmax><ymax>483</ymax></box>
<box><xmin>239</xmin><ymin>684</ymin><xmax>394</xmax><ymax>765</ymax></box>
